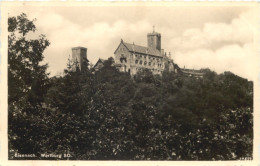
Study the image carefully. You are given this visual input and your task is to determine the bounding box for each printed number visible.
[240,157,252,160]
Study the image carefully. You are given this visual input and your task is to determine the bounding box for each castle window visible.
[144,61,147,65]
[149,62,151,66]
[135,60,138,64]
[120,57,127,63]
[140,61,142,65]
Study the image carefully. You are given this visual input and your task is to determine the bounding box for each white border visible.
[0,2,259,166]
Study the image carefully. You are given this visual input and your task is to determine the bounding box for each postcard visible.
[0,2,259,166]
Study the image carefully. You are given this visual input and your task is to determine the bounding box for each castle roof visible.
[147,31,161,36]
[72,46,87,50]
[93,58,106,68]
[98,58,106,63]
[122,41,162,57]
[181,68,205,76]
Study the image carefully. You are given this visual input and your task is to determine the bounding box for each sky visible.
[7,3,259,80]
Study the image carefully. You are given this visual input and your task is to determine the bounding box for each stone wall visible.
[114,43,132,73]
[114,43,174,76]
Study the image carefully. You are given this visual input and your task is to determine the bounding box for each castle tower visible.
[147,26,161,51]
[71,47,88,71]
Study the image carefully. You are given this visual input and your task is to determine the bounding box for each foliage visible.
[8,13,50,158]
[8,14,253,160]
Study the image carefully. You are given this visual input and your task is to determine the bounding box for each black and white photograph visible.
[1,2,259,164]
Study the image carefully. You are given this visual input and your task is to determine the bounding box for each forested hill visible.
[10,57,253,160]
[8,14,253,160]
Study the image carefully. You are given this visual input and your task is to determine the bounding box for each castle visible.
[113,29,176,75]
[71,29,204,78]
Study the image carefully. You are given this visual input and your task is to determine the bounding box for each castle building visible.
[72,29,205,78]
[93,58,106,71]
[71,47,88,71]
[181,68,205,78]
[114,29,176,75]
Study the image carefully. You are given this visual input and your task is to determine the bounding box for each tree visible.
[8,13,50,107]
[8,13,50,157]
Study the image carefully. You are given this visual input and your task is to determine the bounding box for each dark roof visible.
[122,42,162,57]
[99,58,106,63]
[181,68,205,76]
[93,58,106,68]
[174,64,181,70]
[72,46,87,50]
[147,31,161,36]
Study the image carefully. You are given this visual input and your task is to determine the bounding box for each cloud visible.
[8,6,257,80]
[33,12,154,76]
[170,10,258,80]
[170,9,257,50]
[174,43,257,80]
